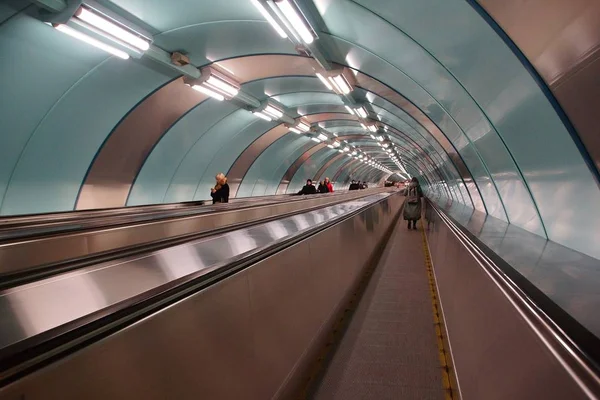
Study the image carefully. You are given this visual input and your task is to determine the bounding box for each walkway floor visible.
[311,220,444,400]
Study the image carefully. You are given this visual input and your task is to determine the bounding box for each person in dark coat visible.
[362,181,368,189]
[210,173,230,204]
[297,179,317,195]
[403,177,423,229]
[349,180,359,190]
[317,180,329,193]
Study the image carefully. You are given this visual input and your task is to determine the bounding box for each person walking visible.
[210,173,230,204]
[403,177,423,230]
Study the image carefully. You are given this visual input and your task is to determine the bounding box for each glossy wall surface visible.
[0,0,599,259]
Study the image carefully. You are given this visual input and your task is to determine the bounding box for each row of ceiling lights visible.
[250,0,398,176]
[48,0,400,176]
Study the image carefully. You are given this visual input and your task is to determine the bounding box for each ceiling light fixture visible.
[273,0,314,44]
[360,123,367,130]
[263,104,283,119]
[317,133,328,141]
[343,147,350,152]
[332,141,340,148]
[344,105,355,115]
[192,68,241,100]
[327,74,352,94]
[205,76,239,97]
[367,125,377,132]
[311,137,321,143]
[315,72,333,90]
[253,111,272,121]
[296,121,311,132]
[327,144,334,149]
[289,127,302,134]
[54,24,130,59]
[74,7,151,51]
[250,0,287,38]
[190,84,225,101]
[355,107,368,118]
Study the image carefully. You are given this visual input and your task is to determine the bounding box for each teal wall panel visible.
[191,116,279,201]
[0,13,171,215]
[287,147,335,194]
[128,101,239,206]
[237,133,302,197]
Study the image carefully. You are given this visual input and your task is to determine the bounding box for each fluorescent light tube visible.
[327,76,342,93]
[289,127,302,134]
[332,141,340,147]
[316,73,333,90]
[370,134,376,139]
[253,111,272,121]
[205,76,239,97]
[251,0,287,38]
[360,123,367,130]
[264,104,283,118]
[355,107,367,118]
[351,151,357,156]
[54,24,130,59]
[275,0,314,44]
[191,84,225,101]
[332,74,351,94]
[368,125,377,132]
[317,133,328,141]
[344,105,355,115]
[327,144,334,149]
[338,149,344,153]
[343,147,350,152]
[76,7,150,51]
[296,121,310,132]
[311,137,321,143]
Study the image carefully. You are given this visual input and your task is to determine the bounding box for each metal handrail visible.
[427,199,600,399]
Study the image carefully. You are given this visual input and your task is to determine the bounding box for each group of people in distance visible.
[209,172,423,231]
[297,177,334,195]
[348,180,368,190]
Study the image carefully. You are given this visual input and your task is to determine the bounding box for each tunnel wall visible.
[0,0,599,259]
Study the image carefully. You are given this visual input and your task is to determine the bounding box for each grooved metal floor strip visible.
[311,221,444,400]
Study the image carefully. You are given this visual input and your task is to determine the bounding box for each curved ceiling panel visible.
[287,146,336,193]
[319,33,510,222]
[241,77,329,100]
[108,0,259,32]
[318,0,600,250]
[236,133,312,198]
[153,22,297,66]
[0,13,171,215]
[127,100,238,206]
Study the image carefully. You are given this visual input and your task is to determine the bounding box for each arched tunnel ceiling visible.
[1,0,600,259]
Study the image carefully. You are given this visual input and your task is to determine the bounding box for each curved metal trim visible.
[314,153,345,182]
[465,0,600,189]
[76,77,207,210]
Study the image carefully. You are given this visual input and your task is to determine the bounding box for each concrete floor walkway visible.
[311,220,444,399]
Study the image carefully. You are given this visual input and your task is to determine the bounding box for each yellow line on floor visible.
[420,220,456,400]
